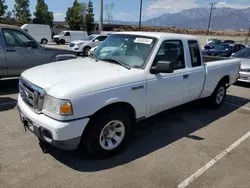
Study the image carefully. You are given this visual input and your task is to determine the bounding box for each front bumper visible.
[69,46,82,52]
[17,94,90,150]
[238,72,250,83]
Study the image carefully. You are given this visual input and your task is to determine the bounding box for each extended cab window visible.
[154,40,185,70]
[3,29,31,47]
[188,40,201,67]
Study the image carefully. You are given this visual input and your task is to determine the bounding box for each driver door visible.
[146,40,192,117]
[3,28,46,76]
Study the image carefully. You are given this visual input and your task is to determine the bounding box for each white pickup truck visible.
[17,32,240,157]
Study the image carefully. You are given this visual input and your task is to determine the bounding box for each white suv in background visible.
[69,34,108,56]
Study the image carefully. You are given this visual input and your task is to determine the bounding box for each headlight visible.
[43,95,73,116]
[77,43,84,46]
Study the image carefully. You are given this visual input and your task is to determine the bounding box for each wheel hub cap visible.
[99,120,125,151]
[216,86,225,104]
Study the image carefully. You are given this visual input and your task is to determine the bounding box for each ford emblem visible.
[21,90,29,98]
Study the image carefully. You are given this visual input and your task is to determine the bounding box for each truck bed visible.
[203,55,229,63]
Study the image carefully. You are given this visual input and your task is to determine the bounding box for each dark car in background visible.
[202,43,245,57]
[204,39,235,50]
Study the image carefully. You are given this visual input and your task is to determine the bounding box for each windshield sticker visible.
[134,38,153,45]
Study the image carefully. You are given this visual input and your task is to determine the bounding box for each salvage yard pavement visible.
[0,79,250,188]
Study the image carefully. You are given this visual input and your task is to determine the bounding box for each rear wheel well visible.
[220,75,230,85]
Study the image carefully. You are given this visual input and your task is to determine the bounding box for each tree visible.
[0,0,8,18]
[85,0,94,32]
[65,0,81,30]
[33,0,53,26]
[13,0,31,24]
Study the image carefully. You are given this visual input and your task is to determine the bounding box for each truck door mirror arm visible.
[150,61,174,74]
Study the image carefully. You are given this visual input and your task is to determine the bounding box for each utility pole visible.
[207,2,217,35]
[139,0,143,31]
[245,28,250,46]
[99,0,103,32]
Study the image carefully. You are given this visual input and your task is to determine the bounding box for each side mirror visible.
[94,39,99,42]
[25,40,38,48]
[150,61,174,74]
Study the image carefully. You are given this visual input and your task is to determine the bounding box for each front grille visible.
[69,43,75,47]
[19,77,46,112]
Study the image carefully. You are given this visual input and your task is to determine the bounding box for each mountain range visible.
[112,8,250,31]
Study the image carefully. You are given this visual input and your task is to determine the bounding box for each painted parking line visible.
[0,101,17,107]
[224,102,250,111]
[178,130,250,188]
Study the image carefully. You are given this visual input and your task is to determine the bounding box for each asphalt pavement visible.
[0,78,250,188]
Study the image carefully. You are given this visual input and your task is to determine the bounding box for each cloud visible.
[145,0,198,16]
[114,12,134,21]
[53,12,65,21]
[216,2,250,9]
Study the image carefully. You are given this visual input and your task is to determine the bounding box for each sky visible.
[5,0,250,22]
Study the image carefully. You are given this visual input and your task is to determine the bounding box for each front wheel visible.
[41,38,48,44]
[60,39,66,45]
[208,81,227,109]
[83,110,131,157]
[84,47,91,56]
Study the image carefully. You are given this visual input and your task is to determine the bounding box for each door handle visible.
[183,74,189,79]
[6,49,16,52]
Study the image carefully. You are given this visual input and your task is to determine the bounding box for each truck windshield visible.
[58,31,65,36]
[82,35,96,41]
[94,34,156,68]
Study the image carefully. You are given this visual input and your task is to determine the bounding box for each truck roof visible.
[113,31,198,40]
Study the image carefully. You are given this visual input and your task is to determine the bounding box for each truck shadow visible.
[0,78,19,95]
[0,78,19,111]
[0,97,17,112]
[234,82,250,88]
[44,94,250,172]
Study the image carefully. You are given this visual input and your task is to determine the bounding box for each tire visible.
[83,110,131,157]
[84,47,91,56]
[41,38,48,44]
[208,81,227,109]
[56,41,60,44]
[60,39,65,45]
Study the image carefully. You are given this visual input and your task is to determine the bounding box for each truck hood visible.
[53,35,61,38]
[71,40,88,44]
[21,58,145,98]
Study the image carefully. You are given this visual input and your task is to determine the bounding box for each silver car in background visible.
[0,24,77,79]
[232,47,250,83]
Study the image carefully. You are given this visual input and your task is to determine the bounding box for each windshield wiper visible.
[101,58,131,70]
